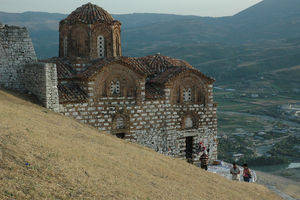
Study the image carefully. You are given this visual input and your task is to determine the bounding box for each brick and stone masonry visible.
[0,3,218,165]
[0,23,37,91]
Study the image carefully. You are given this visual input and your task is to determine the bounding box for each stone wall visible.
[0,24,37,91]
[59,82,218,164]
[24,62,59,112]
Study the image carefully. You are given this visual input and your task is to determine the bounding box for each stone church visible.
[0,3,218,164]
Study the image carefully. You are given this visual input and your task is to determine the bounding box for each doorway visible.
[116,133,125,139]
[185,136,193,163]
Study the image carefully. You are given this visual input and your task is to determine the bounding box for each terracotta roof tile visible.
[118,57,152,75]
[76,57,118,79]
[77,57,150,79]
[58,82,88,103]
[40,57,75,80]
[145,83,165,100]
[137,54,193,74]
[61,3,118,25]
[150,66,187,84]
[40,54,214,103]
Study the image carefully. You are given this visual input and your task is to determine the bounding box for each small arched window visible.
[184,117,193,129]
[110,81,120,95]
[116,34,120,56]
[63,37,68,57]
[97,35,105,58]
[183,88,192,102]
[116,117,125,129]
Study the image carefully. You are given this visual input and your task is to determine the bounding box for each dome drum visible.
[59,3,122,60]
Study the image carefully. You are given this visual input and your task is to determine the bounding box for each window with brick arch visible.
[116,34,120,56]
[197,90,206,105]
[183,88,192,102]
[97,35,105,58]
[110,80,120,95]
[63,37,68,57]
[116,117,125,129]
[184,117,193,129]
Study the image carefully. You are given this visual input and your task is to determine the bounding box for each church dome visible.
[63,3,115,24]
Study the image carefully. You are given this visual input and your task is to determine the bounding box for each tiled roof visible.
[145,83,165,100]
[149,66,187,84]
[61,3,117,25]
[40,54,214,103]
[40,57,75,80]
[137,54,193,74]
[77,57,151,79]
[119,57,152,75]
[58,82,88,103]
[77,57,116,79]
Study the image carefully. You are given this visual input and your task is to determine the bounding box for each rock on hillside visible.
[0,89,282,200]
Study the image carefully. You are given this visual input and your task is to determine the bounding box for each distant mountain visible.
[0,11,66,58]
[229,0,300,42]
[1,0,300,94]
[1,0,300,58]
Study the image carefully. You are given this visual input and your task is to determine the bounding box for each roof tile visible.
[61,3,118,25]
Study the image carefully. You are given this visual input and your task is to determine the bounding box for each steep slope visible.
[0,89,282,200]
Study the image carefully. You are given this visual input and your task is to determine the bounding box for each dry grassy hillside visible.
[0,90,282,200]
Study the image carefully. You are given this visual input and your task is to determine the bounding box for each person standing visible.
[242,164,252,182]
[230,163,240,181]
[200,151,209,170]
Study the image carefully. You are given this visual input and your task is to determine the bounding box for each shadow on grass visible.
[0,88,42,107]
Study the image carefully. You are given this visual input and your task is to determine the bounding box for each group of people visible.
[230,163,252,182]
[198,144,252,182]
[199,152,252,182]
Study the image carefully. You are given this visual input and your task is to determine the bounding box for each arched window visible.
[184,117,193,129]
[183,88,192,102]
[116,35,120,56]
[197,90,206,105]
[63,37,68,57]
[112,114,128,130]
[116,117,125,129]
[110,81,120,95]
[177,87,181,103]
[97,35,105,58]
[112,115,127,139]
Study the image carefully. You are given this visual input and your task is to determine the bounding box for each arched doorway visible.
[112,114,128,139]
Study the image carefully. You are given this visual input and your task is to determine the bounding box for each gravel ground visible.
[254,171,299,200]
[206,161,300,200]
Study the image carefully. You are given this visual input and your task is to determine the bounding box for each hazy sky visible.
[0,0,262,17]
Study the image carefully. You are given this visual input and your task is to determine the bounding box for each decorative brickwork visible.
[51,53,218,163]
[0,3,218,164]
[59,3,121,60]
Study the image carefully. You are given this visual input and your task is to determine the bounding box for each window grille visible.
[183,88,192,102]
[98,35,105,58]
[111,81,120,94]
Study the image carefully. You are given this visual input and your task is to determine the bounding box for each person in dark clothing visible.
[200,151,209,170]
[242,163,252,182]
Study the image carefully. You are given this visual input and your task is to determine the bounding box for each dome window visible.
[63,37,68,57]
[98,35,105,58]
